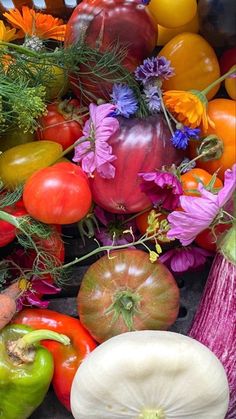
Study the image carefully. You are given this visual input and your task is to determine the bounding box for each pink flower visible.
[167,164,236,245]
[73,103,119,178]
[159,246,213,273]
[139,170,183,210]
[16,278,61,311]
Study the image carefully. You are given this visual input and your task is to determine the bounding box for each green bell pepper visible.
[0,323,70,419]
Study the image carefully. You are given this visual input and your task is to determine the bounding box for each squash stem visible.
[219,223,236,265]
[139,408,165,419]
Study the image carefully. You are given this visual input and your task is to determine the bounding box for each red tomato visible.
[0,206,27,247]
[219,47,236,75]
[37,100,84,150]
[180,168,223,196]
[23,162,92,224]
[77,249,179,343]
[195,223,231,252]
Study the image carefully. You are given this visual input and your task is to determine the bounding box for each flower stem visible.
[158,88,174,135]
[201,66,236,95]
[61,233,158,270]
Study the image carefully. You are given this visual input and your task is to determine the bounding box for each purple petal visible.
[217,164,236,207]
[32,279,61,294]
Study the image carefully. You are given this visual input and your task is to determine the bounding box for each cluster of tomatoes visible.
[0,0,235,258]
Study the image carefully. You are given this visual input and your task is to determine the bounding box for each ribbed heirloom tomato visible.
[23,162,92,224]
[77,249,180,343]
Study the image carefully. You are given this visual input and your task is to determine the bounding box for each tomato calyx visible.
[57,99,87,125]
[105,289,141,331]
[196,135,224,162]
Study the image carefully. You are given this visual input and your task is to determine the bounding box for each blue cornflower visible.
[135,56,174,85]
[143,84,161,113]
[111,83,138,118]
[171,126,200,150]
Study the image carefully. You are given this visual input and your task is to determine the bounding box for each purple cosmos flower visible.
[159,246,213,273]
[135,56,174,85]
[143,84,161,113]
[111,84,138,118]
[167,164,236,245]
[171,126,200,150]
[16,278,61,311]
[139,170,183,211]
[94,206,137,246]
[73,103,119,179]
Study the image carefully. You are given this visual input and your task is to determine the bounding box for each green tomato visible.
[0,130,35,152]
[0,141,63,189]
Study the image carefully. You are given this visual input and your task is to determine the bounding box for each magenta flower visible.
[159,246,213,273]
[167,164,236,245]
[73,103,119,179]
[16,278,61,311]
[94,206,137,246]
[139,170,183,210]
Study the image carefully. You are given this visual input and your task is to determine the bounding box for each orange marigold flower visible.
[163,90,214,133]
[0,19,21,42]
[3,6,66,41]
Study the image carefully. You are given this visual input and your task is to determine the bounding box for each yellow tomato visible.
[45,64,69,101]
[159,33,220,100]
[148,0,197,28]
[225,76,236,100]
[0,141,63,189]
[157,13,199,46]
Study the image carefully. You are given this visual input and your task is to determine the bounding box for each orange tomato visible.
[159,33,220,100]
[180,168,223,196]
[189,99,236,179]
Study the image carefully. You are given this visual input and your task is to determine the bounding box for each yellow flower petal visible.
[0,19,21,42]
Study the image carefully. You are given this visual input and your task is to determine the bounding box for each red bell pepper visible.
[13,308,97,411]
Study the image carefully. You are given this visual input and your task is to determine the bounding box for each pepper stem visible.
[139,408,166,419]
[201,65,236,95]
[16,329,70,350]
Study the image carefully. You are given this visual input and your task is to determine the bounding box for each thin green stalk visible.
[61,232,159,270]
[201,65,236,95]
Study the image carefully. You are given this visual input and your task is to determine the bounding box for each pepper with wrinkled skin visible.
[0,324,70,419]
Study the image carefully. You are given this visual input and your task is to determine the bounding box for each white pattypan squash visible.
[71,330,229,419]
